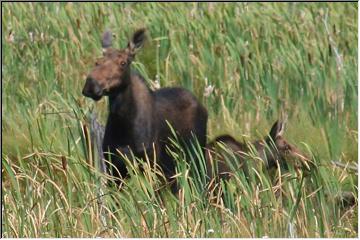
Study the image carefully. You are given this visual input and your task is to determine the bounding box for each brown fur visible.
[205,121,311,181]
[82,29,208,191]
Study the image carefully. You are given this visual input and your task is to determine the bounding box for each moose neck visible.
[107,72,153,124]
[253,139,278,169]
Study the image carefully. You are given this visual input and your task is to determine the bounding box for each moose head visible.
[82,29,146,101]
[261,120,311,170]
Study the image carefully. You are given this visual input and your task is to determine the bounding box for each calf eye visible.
[120,61,126,66]
[284,145,291,153]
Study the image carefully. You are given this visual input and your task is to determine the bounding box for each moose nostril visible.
[86,76,94,84]
[86,76,101,90]
[82,76,103,101]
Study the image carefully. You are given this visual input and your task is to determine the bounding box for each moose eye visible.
[284,145,291,153]
[120,61,126,66]
[95,59,102,66]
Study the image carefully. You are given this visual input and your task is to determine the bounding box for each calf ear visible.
[269,120,285,140]
[127,28,146,52]
[102,30,112,50]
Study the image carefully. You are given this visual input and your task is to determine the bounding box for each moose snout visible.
[82,76,103,101]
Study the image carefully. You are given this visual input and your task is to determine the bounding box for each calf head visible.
[82,29,146,101]
[260,121,311,171]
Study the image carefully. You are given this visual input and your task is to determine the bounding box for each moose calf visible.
[206,122,358,209]
[82,29,208,191]
[205,120,311,182]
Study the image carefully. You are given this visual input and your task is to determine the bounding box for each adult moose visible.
[82,29,208,191]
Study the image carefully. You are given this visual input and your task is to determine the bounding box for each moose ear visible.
[102,30,112,50]
[127,28,146,52]
[269,120,285,140]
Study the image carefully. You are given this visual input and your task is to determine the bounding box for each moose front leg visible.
[103,146,132,184]
[107,144,153,173]
[103,143,157,188]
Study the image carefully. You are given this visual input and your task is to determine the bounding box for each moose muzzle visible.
[82,76,103,101]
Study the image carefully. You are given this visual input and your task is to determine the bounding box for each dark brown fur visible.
[205,121,311,181]
[206,122,358,209]
[82,29,208,190]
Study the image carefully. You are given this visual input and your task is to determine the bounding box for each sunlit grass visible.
[2,2,357,237]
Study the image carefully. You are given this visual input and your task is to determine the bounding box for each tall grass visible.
[2,2,357,237]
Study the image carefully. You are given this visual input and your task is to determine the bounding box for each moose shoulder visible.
[82,29,208,189]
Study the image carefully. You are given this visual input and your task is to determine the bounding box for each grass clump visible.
[2,2,357,237]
